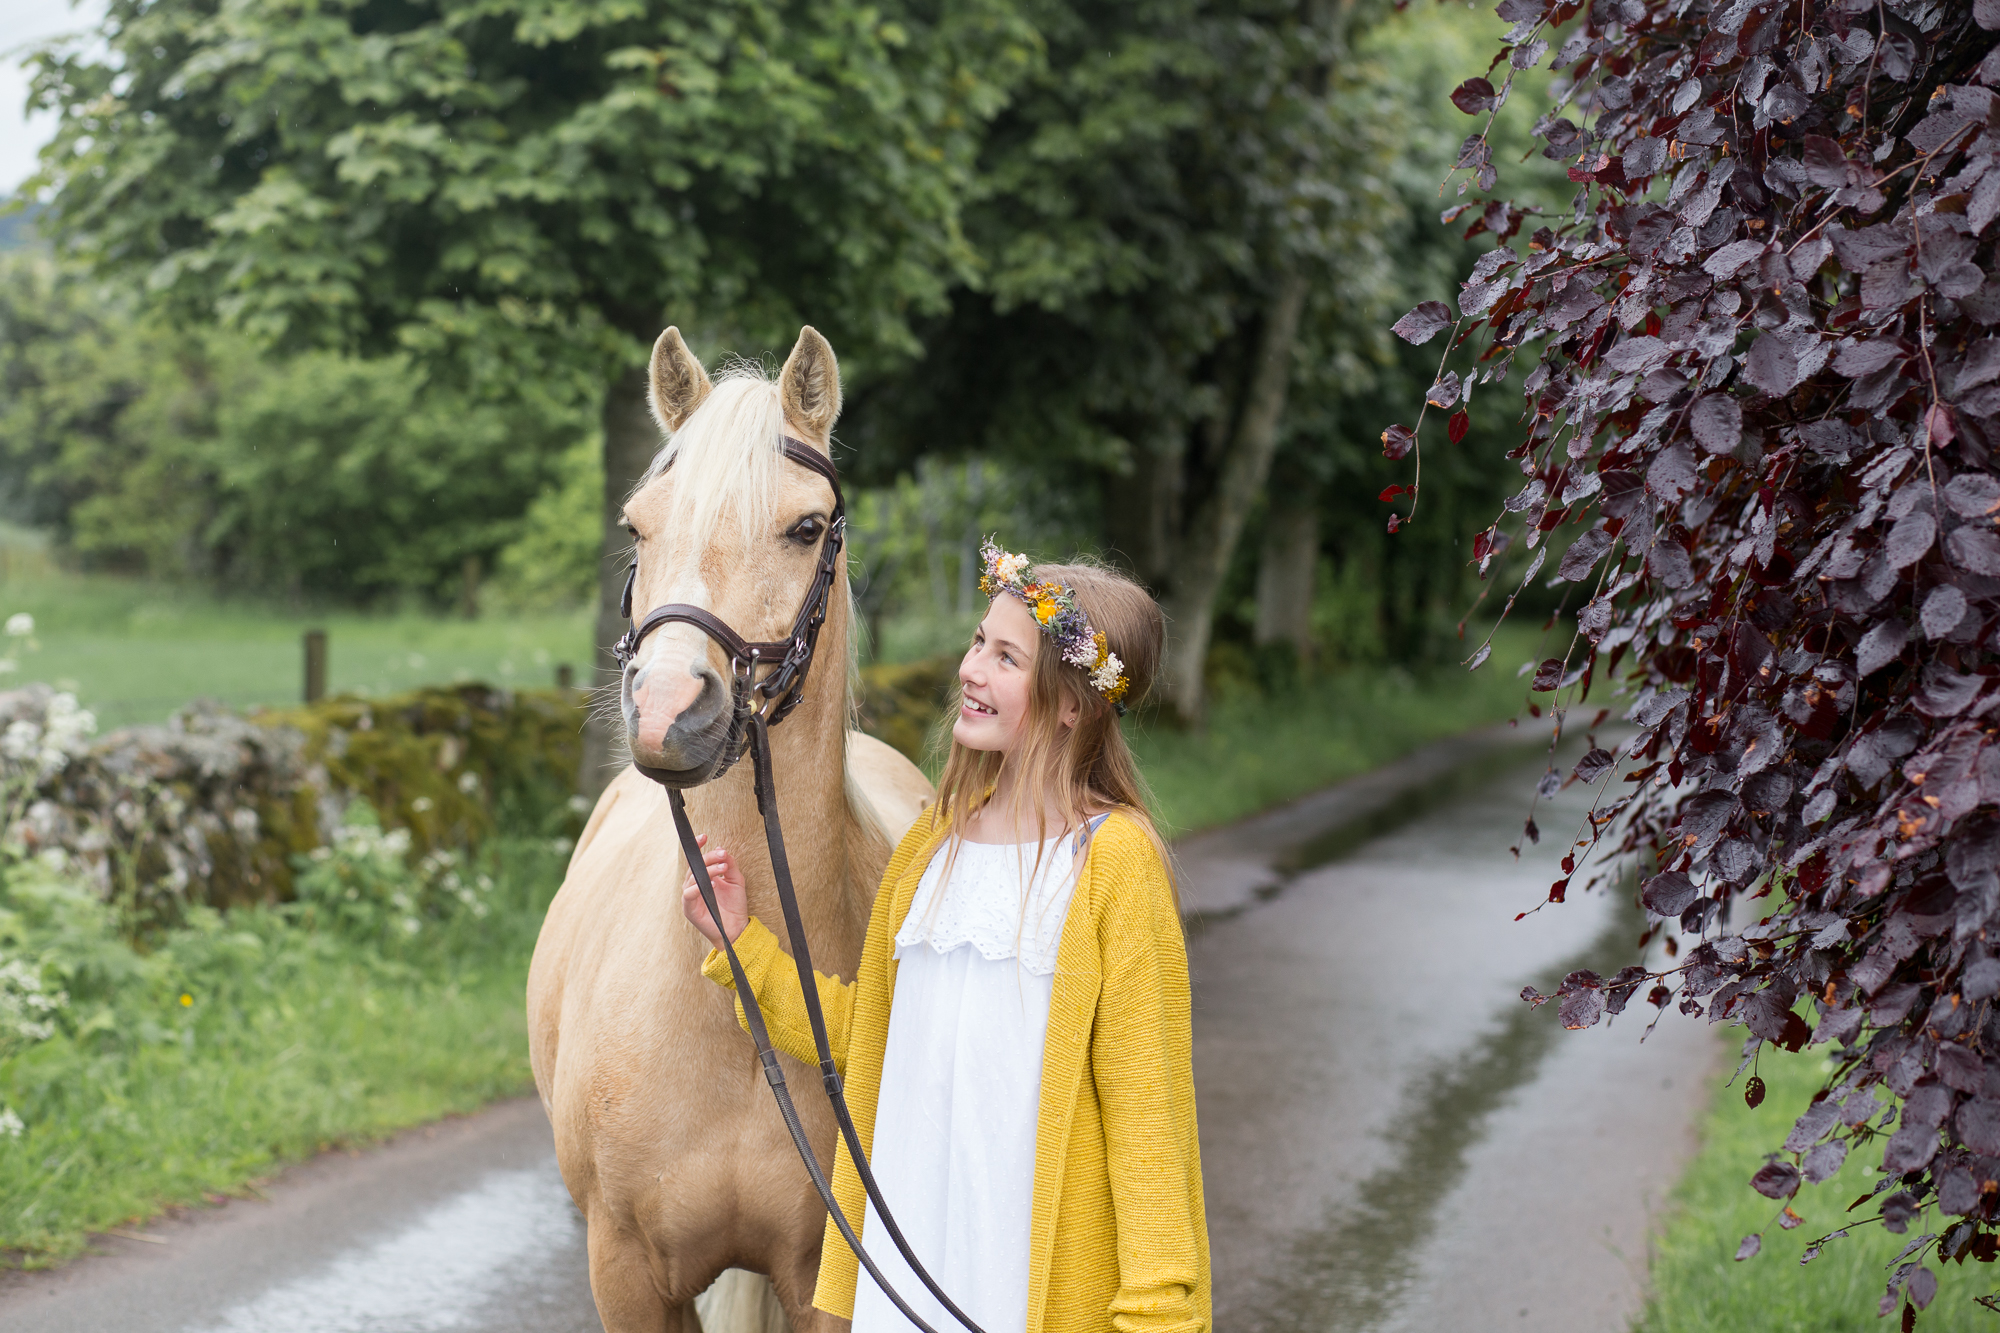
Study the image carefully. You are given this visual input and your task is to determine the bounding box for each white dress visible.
[848,828,1096,1333]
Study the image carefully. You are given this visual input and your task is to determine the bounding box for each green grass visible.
[0,837,567,1264]
[1639,1034,2000,1332]
[1132,623,1545,836]
[0,536,590,729]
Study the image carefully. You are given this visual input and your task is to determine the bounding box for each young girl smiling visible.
[682,543,1209,1333]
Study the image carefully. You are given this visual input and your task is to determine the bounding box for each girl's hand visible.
[681,835,748,949]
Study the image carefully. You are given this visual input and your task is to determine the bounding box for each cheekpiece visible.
[977,539,1131,713]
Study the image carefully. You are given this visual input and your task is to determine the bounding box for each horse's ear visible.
[779,326,841,445]
[648,327,713,433]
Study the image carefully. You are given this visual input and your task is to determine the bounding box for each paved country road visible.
[0,733,1719,1333]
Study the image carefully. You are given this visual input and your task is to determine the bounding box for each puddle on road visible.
[1236,889,1645,1333]
[192,1161,585,1333]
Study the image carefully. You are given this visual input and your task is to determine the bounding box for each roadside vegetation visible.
[0,822,567,1264]
[1641,1040,2000,1333]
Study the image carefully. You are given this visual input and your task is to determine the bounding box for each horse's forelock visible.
[637,366,786,556]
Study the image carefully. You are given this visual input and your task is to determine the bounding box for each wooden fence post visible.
[304,630,328,703]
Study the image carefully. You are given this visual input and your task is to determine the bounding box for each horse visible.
[528,326,935,1333]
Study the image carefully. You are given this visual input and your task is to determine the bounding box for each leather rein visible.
[614,436,988,1333]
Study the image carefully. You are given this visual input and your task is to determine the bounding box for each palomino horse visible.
[528,327,934,1332]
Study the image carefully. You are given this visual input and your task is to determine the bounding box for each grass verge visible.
[1639,1033,2000,1332]
[1133,624,1543,835]
[0,834,567,1265]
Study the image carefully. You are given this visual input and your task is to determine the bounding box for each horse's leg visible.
[768,1248,844,1333]
[586,1215,696,1333]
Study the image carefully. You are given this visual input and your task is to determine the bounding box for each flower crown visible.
[977,540,1131,713]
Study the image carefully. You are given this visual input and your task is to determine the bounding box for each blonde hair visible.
[926,558,1175,904]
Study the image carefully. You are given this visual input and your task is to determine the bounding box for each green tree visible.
[840,0,1406,719]
[28,0,1036,775]
[0,253,579,602]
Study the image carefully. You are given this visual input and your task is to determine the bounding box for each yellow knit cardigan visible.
[700,810,1210,1333]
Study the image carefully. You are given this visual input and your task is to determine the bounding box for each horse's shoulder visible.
[843,730,933,844]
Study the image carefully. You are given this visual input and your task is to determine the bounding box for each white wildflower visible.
[1090,652,1125,696]
[4,614,32,638]
[410,796,434,814]
[400,916,421,936]
[229,807,259,839]
[0,1108,22,1139]
[1,720,41,762]
[456,771,480,795]
[567,794,591,815]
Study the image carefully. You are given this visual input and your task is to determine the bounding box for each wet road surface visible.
[0,735,1718,1333]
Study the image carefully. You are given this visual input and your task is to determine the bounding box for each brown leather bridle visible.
[615,434,987,1333]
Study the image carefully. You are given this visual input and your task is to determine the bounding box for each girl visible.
[682,542,1210,1333]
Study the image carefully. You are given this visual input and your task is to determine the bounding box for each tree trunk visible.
[1254,489,1319,663]
[579,365,660,798]
[1102,433,1181,588]
[1158,270,1308,723]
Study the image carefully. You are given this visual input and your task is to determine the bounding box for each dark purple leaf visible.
[1690,393,1743,454]
[1531,657,1565,691]
[1883,1189,1920,1233]
[1734,1233,1762,1261]
[1381,424,1416,460]
[1833,338,1908,377]
[1857,619,1910,676]
[1752,1160,1801,1199]
[1392,300,1453,345]
[1647,441,1697,500]
[1948,527,2000,575]
[1427,372,1462,409]
[1886,511,1936,569]
[1556,528,1613,582]
[1921,584,1967,639]
[1572,747,1616,785]
[1451,77,1497,114]
[1960,1099,2000,1155]
[1945,472,2000,517]
[1745,333,1802,395]
[1642,871,1698,916]
[1704,239,1765,279]
[1909,1267,1938,1311]
[1804,1139,1850,1182]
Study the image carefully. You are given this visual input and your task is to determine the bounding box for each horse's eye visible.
[788,517,824,545]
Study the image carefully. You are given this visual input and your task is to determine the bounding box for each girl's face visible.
[955,595,1042,754]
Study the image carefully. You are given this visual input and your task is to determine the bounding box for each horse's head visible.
[618,325,846,784]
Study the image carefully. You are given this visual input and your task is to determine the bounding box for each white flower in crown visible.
[1062,637,1098,669]
[1090,653,1125,695]
[996,552,1031,584]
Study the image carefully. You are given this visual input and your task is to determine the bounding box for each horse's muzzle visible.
[625,662,744,787]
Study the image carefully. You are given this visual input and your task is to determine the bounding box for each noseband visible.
[617,433,989,1333]
[612,436,846,787]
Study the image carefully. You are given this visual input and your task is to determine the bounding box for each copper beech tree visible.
[1385,0,2000,1320]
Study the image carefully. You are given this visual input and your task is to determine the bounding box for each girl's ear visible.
[1060,696,1080,729]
